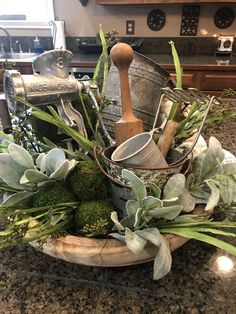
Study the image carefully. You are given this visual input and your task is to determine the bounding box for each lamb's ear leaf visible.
[21,169,49,184]
[153,235,172,280]
[149,205,183,220]
[125,228,147,254]
[0,154,25,190]
[109,232,125,242]
[50,160,70,180]
[163,174,185,198]
[222,163,236,175]
[36,153,46,172]
[205,180,220,211]
[136,228,161,246]
[8,143,34,169]
[148,183,161,199]
[143,196,162,211]
[216,175,236,205]
[1,140,11,153]
[1,191,37,207]
[110,211,125,231]
[126,199,139,218]
[178,189,196,213]
[45,148,66,175]
[122,169,147,202]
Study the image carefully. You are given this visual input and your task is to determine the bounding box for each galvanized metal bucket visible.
[103,51,173,138]
[94,146,187,217]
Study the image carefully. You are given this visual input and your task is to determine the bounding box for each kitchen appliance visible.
[216,35,235,55]
[3,49,87,137]
[2,49,114,145]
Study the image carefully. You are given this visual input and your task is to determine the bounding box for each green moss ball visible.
[32,182,77,208]
[73,200,114,237]
[67,160,109,201]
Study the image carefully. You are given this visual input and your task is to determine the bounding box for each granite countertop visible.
[0,100,236,313]
[5,52,236,69]
[70,52,236,68]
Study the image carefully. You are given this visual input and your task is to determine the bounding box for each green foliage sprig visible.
[0,201,79,249]
[110,136,236,279]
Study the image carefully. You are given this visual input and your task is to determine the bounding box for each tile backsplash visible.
[2,36,235,56]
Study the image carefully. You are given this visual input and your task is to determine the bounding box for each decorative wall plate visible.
[147,9,166,31]
[180,5,200,36]
[214,7,235,29]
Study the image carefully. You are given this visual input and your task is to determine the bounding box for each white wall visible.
[54,0,236,37]
[1,0,236,38]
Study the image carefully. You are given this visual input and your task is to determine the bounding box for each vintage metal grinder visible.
[2,49,90,137]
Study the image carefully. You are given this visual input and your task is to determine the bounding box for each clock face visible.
[147,9,166,31]
[214,7,235,29]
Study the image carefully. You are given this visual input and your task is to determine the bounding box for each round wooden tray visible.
[31,233,189,267]
[30,137,212,267]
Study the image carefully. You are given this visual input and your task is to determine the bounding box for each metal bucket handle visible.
[94,146,128,188]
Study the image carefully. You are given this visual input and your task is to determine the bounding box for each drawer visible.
[201,72,236,91]
[170,72,198,89]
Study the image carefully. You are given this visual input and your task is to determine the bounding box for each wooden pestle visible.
[157,120,178,158]
[110,43,144,146]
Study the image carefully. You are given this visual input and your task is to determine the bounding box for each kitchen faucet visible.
[0,26,14,54]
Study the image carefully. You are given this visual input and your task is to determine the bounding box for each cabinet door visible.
[170,72,200,89]
[200,72,236,92]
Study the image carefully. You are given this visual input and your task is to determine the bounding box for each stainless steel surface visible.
[103,51,173,137]
[0,26,14,54]
[161,87,222,106]
[3,49,87,137]
[160,87,221,165]
[3,49,113,143]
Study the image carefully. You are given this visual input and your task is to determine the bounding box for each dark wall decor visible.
[214,7,235,29]
[147,9,166,31]
[79,0,88,6]
[180,5,200,36]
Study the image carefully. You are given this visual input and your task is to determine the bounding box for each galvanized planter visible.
[103,51,173,138]
[98,146,187,215]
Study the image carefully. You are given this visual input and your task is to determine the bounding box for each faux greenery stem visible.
[14,97,95,156]
[159,228,236,256]
[92,24,109,96]
[167,41,183,121]
[0,202,80,216]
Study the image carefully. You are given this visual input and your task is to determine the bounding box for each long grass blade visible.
[160,228,236,256]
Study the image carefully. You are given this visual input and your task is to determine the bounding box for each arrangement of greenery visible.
[110,137,236,279]
[0,27,235,280]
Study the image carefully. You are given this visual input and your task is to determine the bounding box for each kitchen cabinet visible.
[96,0,236,4]
[165,66,236,97]
[1,59,235,98]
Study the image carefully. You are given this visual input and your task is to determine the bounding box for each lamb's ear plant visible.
[110,152,236,280]
[0,143,77,207]
[110,169,185,280]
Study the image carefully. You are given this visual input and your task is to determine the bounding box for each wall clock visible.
[214,7,235,29]
[147,9,166,31]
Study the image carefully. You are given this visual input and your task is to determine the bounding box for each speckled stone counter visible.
[0,101,236,313]
[71,52,236,67]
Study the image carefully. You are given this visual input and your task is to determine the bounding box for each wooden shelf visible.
[97,0,236,4]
